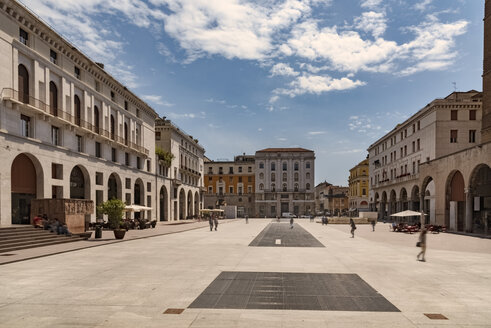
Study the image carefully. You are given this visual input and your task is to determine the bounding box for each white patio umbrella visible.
[390,210,427,217]
[124,205,153,212]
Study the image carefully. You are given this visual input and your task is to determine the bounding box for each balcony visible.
[1,88,149,156]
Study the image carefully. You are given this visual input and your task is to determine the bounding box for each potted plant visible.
[97,199,126,239]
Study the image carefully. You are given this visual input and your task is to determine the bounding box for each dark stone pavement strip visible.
[189,271,400,312]
[248,223,325,247]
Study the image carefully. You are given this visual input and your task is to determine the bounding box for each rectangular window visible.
[259,163,264,169]
[76,135,83,152]
[417,121,421,130]
[51,163,63,179]
[125,152,129,166]
[136,108,141,118]
[111,91,115,102]
[95,81,101,92]
[126,178,131,189]
[412,124,415,133]
[417,139,420,151]
[248,176,252,182]
[238,186,243,194]
[147,160,151,172]
[451,110,458,120]
[124,100,128,110]
[412,141,415,153]
[229,186,233,194]
[21,114,30,137]
[469,130,476,143]
[404,145,407,156]
[137,157,141,169]
[19,28,28,45]
[283,162,287,171]
[469,110,476,120]
[50,50,57,65]
[238,166,242,173]
[111,148,117,162]
[450,130,458,143]
[239,177,243,183]
[147,182,151,192]
[125,193,131,205]
[404,129,407,138]
[156,131,161,140]
[306,162,310,169]
[248,186,252,193]
[229,167,234,174]
[74,66,81,79]
[96,172,103,185]
[51,126,60,145]
[417,160,421,172]
[95,142,101,158]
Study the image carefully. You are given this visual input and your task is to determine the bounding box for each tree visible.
[97,199,125,230]
[155,146,174,168]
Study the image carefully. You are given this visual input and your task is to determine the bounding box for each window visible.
[451,110,458,120]
[238,166,242,173]
[74,95,81,126]
[259,172,264,179]
[125,178,131,189]
[239,177,243,183]
[417,121,420,130]
[282,172,287,182]
[208,186,213,193]
[259,162,264,169]
[19,28,28,45]
[95,81,101,92]
[282,184,287,192]
[294,183,299,192]
[412,124,415,133]
[362,188,366,196]
[74,66,81,79]
[469,110,476,120]
[450,130,458,143]
[111,91,115,102]
[51,126,60,145]
[147,182,151,192]
[136,108,141,118]
[306,162,310,169]
[404,145,407,156]
[248,186,252,193]
[294,172,299,181]
[229,167,234,174]
[271,183,276,191]
[76,135,83,152]
[110,115,115,140]
[124,100,128,110]
[306,172,310,179]
[404,129,407,138]
[306,183,310,190]
[94,106,100,134]
[469,130,476,143]
[271,173,275,181]
[412,141,415,153]
[125,152,129,166]
[282,162,287,171]
[294,162,299,171]
[21,114,30,137]
[96,172,103,185]
[259,183,264,190]
[412,161,416,174]
[50,50,57,65]
[271,162,276,171]
[112,148,117,162]
[95,142,101,158]
[51,163,63,179]
[137,157,141,169]
[417,139,420,151]
[248,176,252,182]
[248,166,252,172]
[147,160,151,172]
[229,186,234,194]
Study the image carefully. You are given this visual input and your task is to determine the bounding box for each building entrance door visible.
[281,202,289,213]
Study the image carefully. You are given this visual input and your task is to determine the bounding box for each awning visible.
[390,210,427,217]
[124,205,153,212]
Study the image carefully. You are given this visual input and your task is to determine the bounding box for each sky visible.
[21,0,483,186]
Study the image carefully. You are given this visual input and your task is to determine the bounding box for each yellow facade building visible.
[348,159,369,214]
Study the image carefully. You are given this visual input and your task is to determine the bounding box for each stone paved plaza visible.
[1,219,491,327]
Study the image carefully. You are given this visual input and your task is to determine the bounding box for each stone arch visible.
[18,64,29,103]
[70,165,90,199]
[380,191,388,220]
[179,188,186,220]
[421,176,434,225]
[159,185,168,221]
[468,164,491,234]
[411,185,420,211]
[389,189,397,217]
[373,192,380,212]
[187,190,193,218]
[107,173,122,200]
[134,178,144,205]
[11,153,44,224]
[49,81,58,116]
[400,187,408,211]
[445,170,466,231]
[194,191,199,216]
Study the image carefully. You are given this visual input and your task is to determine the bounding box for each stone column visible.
[465,188,473,233]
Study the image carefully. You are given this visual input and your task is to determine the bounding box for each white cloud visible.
[277,137,287,142]
[360,0,383,9]
[205,98,226,104]
[348,115,382,137]
[270,63,299,77]
[414,0,433,12]
[105,62,140,89]
[308,131,326,135]
[141,95,174,107]
[354,11,387,38]
[167,112,204,119]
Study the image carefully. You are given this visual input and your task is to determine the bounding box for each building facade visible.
[315,182,349,216]
[0,0,160,226]
[155,118,205,221]
[368,91,483,224]
[348,158,369,214]
[204,154,255,217]
[255,148,315,217]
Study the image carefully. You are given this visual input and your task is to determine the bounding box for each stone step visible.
[0,237,85,253]
[0,233,62,245]
[0,229,53,238]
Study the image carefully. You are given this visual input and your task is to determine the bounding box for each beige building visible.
[315,182,349,216]
[155,118,205,221]
[0,0,161,225]
[368,91,482,224]
[204,154,255,217]
[348,158,369,214]
[255,148,315,217]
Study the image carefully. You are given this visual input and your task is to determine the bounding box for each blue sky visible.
[23,0,482,185]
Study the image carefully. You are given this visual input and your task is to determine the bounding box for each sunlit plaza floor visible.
[1,219,490,327]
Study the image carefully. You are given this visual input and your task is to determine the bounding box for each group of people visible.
[33,214,71,236]
[208,215,219,231]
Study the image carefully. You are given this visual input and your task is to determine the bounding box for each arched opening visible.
[282,183,287,192]
[187,190,193,218]
[110,114,115,140]
[271,183,276,192]
[18,64,29,104]
[446,170,466,232]
[94,106,100,134]
[194,191,199,216]
[411,185,420,211]
[381,191,387,221]
[11,153,42,224]
[469,164,491,235]
[159,186,168,221]
[179,189,186,220]
[373,192,379,213]
[69,165,88,199]
[389,190,397,219]
[400,188,408,211]
[74,95,81,126]
[421,176,435,225]
[107,173,121,200]
[134,179,144,220]
[49,81,58,116]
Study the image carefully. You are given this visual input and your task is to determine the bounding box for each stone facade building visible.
[315,182,349,216]
[255,148,315,217]
[204,154,255,217]
[348,158,369,215]
[0,0,160,226]
[368,91,483,224]
[155,118,205,221]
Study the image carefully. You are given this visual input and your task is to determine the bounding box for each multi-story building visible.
[315,182,349,216]
[155,118,205,221]
[368,90,483,223]
[204,154,255,217]
[255,148,315,217]
[0,0,159,226]
[348,158,369,215]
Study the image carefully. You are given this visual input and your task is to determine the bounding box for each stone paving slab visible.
[249,222,324,247]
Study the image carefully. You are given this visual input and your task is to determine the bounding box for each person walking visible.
[290,217,294,229]
[371,219,376,231]
[208,215,213,231]
[213,216,219,231]
[245,215,249,224]
[417,228,427,262]
[350,218,356,238]
[321,215,326,225]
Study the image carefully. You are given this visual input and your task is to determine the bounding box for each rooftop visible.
[256,147,314,153]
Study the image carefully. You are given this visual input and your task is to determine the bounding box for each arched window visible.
[282,162,287,171]
[259,183,264,190]
[294,162,299,171]
[306,183,311,190]
[110,115,115,140]
[306,172,310,179]
[124,122,128,145]
[259,162,264,169]
[294,183,299,192]
[74,95,81,126]
[259,173,264,179]
[18,64,29,104]
[282,183,287,192]
[282,172,287,182]
[271,162,276,171]
[49,81,58,116]
[271,173,275,181]
[294,172,299,181]
[271,183,275,192]
[94,106,100,134]
[306,162,311,169]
